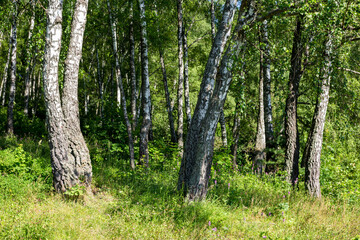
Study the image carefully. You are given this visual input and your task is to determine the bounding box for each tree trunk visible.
[96,47,103,118]
[62,0,92,186]
[7,4,17,135]
[159,48,177,143]
[183,26,192,130]
[138,0,152,167]
[254,31,266,174]
[43,0,77,192]
[108,0,136,170]
[177,0,239,195]
[177,0,185,154]
[210,0,227,148]
[24,1,35,117]
[285,15,304,185]
[303,33,333,198]
[129,0,137,132]
[260,19,275,169]
[0,28,12,106]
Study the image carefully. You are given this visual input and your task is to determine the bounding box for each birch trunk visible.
[177,0,239,194]
[43,0,77,192]
[108,0,136,170]
[260,20,275,169]
[303,33,333,198]
[138,0,152,166]
[254,28,266,174]
[7,4,17,135]
[210,0,227,148]
[177,0,185,154]
[285,15,304,185]
[160,48,177,143]
[0,29,11,106]
[183,26,192,129]
[62,0,92,186]
[24,1,35,117]
[129,1,137,131]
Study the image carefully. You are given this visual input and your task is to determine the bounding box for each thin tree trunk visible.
[254,27,266,174]
[159,48,177,143]
[129,0,137,132]
[285,15,304,185]
[108,0,136,170]
[177,0,239,195]
[177,0,185,154]
[43,0,77,192]
[138,0,152,167]
[96,47,103,118]
[183,26,192,129]
[260,19,275,169]
[7,4,17,135]
[219,111,228,147]
[62,0,92,186]
[303,33,333,198]
[24,1,35,117]
[0,28,12,106]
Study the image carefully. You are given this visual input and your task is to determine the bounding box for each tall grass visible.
[0,135,359,239]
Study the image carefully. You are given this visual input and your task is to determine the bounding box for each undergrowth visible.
[0,135,359,239]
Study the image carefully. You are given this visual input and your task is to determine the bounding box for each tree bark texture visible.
[138,0,152,167]
[183,26,192,129]
[0,28,12,106]
[178,0,258,201]
[177,0,238,192]
[285,15,304,185]
[254,34,266,174]
[260,20,274,152]
[108,0,136,170]
[43,0,77,192]
[7,5,17,135]
[177,0,185,154]
[210,0,228,148]
[24,1,35,117]
[303,33,333,198]
[129,1,137,132]
[62,0,92,185]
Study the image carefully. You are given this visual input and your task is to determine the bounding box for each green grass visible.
[0,136,360,239]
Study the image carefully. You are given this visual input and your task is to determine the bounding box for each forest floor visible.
[0,135,360,240]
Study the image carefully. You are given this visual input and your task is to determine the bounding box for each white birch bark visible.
[138,0,152,166]
[43,0,77,192]
[62,0,92,185]
[7,3,17,135]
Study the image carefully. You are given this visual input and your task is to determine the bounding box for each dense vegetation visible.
[0,0,360,238]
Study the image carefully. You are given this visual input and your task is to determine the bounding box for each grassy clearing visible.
[0,136,360,239]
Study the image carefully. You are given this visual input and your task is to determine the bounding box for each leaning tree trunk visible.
[210,0,228,148]
[7,4,17,135]
[303,33,333,198]
[177,0,239,195]
[62,0,92,186]
[108,0,136,170]
[177,0,185,154]
[43,0,77,192]
[138,0,152,167]
[260,19,275,170]
[285,15,304,185]
[0,28,12,106]
[254,33,266,174]
[24,1,35,117]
